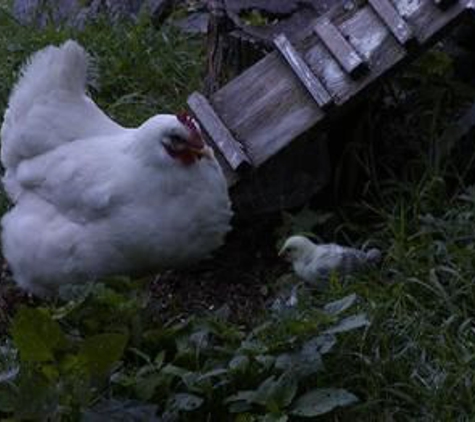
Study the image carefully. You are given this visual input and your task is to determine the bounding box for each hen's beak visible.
[189,145,214,160]
[278,247,286,258]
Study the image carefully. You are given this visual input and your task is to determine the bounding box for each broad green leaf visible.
[198,368,228,381]
[229,355,250,372]
[275,353,293,371]
[324,314,370,335]
[154,350,166,368]
[14,369,57,420]
[309,334,337,355]
[262,414,288,422]
[290,388,358,417]
[129,347,152,365]
[82,398,159,421]
[11,307,66,362]
[273,373,298,408]
[182,372,200,389]
[255,354,275,370]
[161,364,190,379]
[0,385,16,413]
[253,373,298,410]
[226,390,257,404]
[229,401,253,414]
[323,294,357,316]
[170,393,203,412]
[240,340,268,354]
[137,364,156,378]
[276,343,323,378]
[41,364,59,381]
[78,333,128,376]
[189,329,210,350]
[226,391,257,413]
[300,341,324,374]
[252,376,277,406]
[135,373,164,401]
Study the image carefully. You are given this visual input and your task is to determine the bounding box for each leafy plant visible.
[1,0,475,420]
[0,283,368,420]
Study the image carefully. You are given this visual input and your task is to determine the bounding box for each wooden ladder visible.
[187,0,473,185]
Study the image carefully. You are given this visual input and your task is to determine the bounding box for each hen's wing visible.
[13,135,133,223]
[1,40,125,172]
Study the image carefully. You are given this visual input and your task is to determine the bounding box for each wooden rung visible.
[368,0,415,46]
[273,33,333,109]
[433,0,457,9]
[187,92,251,170]
[313,17,368,79]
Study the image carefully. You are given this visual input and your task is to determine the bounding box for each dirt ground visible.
[149,214,287,323]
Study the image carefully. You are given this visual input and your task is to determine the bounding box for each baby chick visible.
[279,235,381,286]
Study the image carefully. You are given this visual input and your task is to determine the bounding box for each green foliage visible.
[313,178,475,420]
[0,1,475,420]
[1,284,366,420]
[4,288,133,419]
[78,333,128,376]
[82,399,159,421]
[290,388,358,417]
[11,307,66,362]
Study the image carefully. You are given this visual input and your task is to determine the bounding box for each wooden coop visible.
[187,0,475,212]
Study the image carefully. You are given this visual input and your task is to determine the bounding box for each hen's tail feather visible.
[7,40,91,122]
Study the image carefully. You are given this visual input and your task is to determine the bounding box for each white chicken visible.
[1,40,232,296]
[279,235,381,287]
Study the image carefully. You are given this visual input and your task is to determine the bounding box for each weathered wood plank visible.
[306,7,404,103]
[187,92,251,170]
[313,16,367,78]
[211,146,238,186]
[213,50,324,165]
[211,0,469,166]
[368,0,415,46]
[273,33,333,109]
[407,0,471,43]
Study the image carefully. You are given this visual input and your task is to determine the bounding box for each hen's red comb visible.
[177,112,204,148]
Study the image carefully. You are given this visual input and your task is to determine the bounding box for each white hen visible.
[1,40,232,296]
[279,236,381,287]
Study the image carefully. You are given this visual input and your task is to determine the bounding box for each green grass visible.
[0,2,205,126]
[1,2,475,420]
[319,181,475,420]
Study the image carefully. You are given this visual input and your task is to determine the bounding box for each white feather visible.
[1,40,123,199]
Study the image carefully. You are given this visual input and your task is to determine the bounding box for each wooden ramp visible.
[187,0,475,185]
